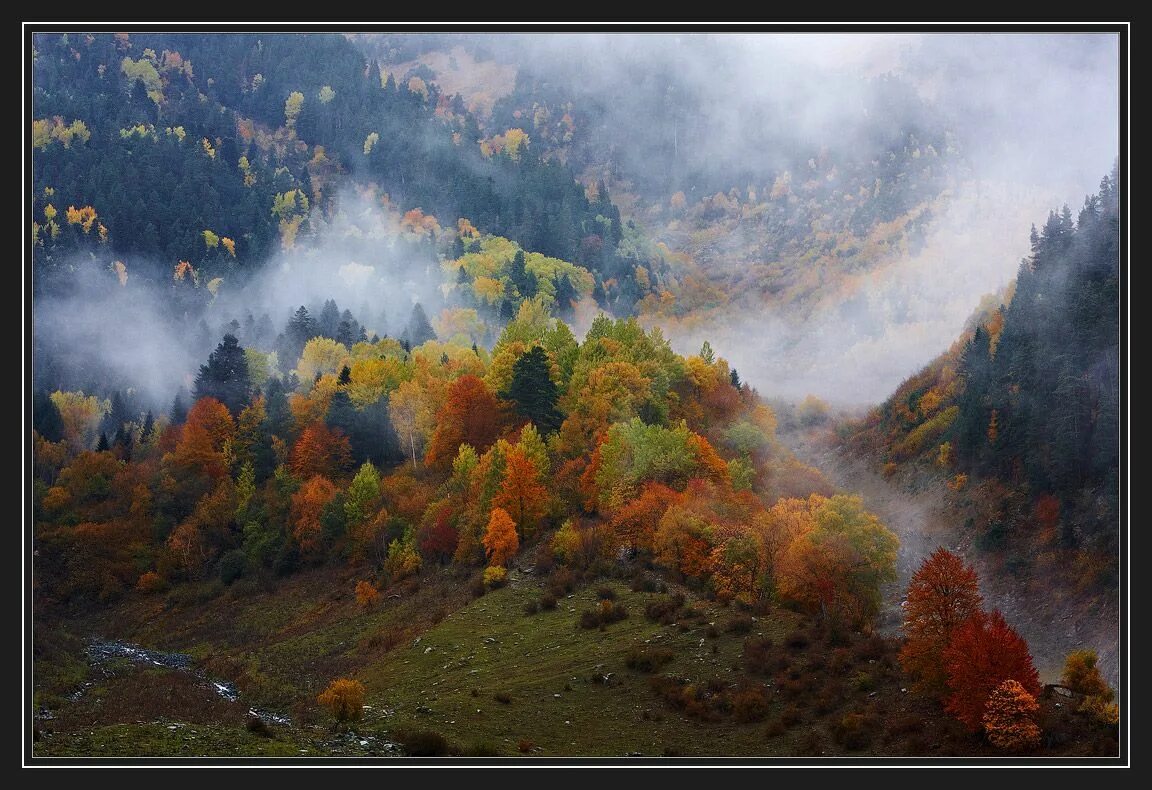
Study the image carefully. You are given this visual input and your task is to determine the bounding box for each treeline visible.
[844,167,1120,587]
[31,32,657,312]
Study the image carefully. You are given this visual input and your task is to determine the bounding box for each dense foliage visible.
[33,305,896,632]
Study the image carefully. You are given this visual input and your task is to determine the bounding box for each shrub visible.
[136,570,166,594]
[733,685,771,723]
[852,634,888,662]
[470,578,487,598]
[742,636,776,675]
[539,592,558,610]
[644,593,684,624]
[317,678,365,724]
[832,712,874,750]
[626,645,674,672]
[579,599,628,629]
[813,681,843,715]
[784,630,810,651]
[726,615,754,635]
[483,565,508,588]
[218,549,247,584]
[523,599,540,616]
[705,624,720,639]
[829,647,853,674]
[548,566,577,596]
[397,729,452,756]
[517,739,535,753]
[630,574,659,593]
[983,679,1042,751]
[245,714,274,738]
[355,580,379,607]
[578,609,601,629]
[595,585,617,601]
[493,691,512,705]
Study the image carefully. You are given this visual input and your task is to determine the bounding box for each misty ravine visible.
[786,426,1119,688]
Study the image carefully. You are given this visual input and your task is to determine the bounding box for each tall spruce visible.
[503,345,563,434]
[194,334,252,415]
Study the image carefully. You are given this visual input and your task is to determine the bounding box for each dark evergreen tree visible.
[112,423,133,460]
[502,346,563,434]
[947,168,1119,558]
[100,390,135,438]
[554,275,578,319]
[318,299,341,339]
[509,249,537,299]
[261,376,294,441]
[283,305,315,364]
[401,302,437,348]
[140,410,155,442]
[95,432,110,452]
[32,391,65,442]
[360,397,404,468]
[194,334,252,415]
[170,387,190,424]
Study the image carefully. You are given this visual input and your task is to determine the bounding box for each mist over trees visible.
[28,30,1121,761]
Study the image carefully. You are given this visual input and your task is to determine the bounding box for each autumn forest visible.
[27,30,1124,764]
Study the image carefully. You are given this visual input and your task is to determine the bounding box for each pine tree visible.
[401,302,437,348]
[318,299,341,339]
[194,334,252,415]
[170,387,189,424]
[140,410,155,442]
[503,346,563,434]
[284,305,314,363]
[32,391,65,442]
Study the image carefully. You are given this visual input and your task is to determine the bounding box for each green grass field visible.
[31,564,1117,759]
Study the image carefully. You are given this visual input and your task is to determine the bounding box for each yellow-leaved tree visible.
[317,678,365,725]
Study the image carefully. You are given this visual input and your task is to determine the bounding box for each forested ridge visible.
[843,168,1121,592]
[32,32,653,312]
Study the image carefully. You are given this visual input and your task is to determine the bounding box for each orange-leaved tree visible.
[493,446,549,538]
[982,679,1041,751]
[317,678,365,724]
[482,507,519,567]
[170,396,235,480]
[290,475,338,559]
[899,548,984,697]
[291,423,352,479]
[425,374,503,470]
[943,609,1040,731]
[355,580,379,607]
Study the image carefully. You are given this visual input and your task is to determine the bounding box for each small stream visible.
[81,639,290,725]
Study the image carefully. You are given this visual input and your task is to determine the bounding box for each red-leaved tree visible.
[424,375,503,470]
[943,609,1040,731]
[899,548,984,696]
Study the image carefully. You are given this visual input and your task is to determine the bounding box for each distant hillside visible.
[841,166,1120,591]
[32,32,654,312]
